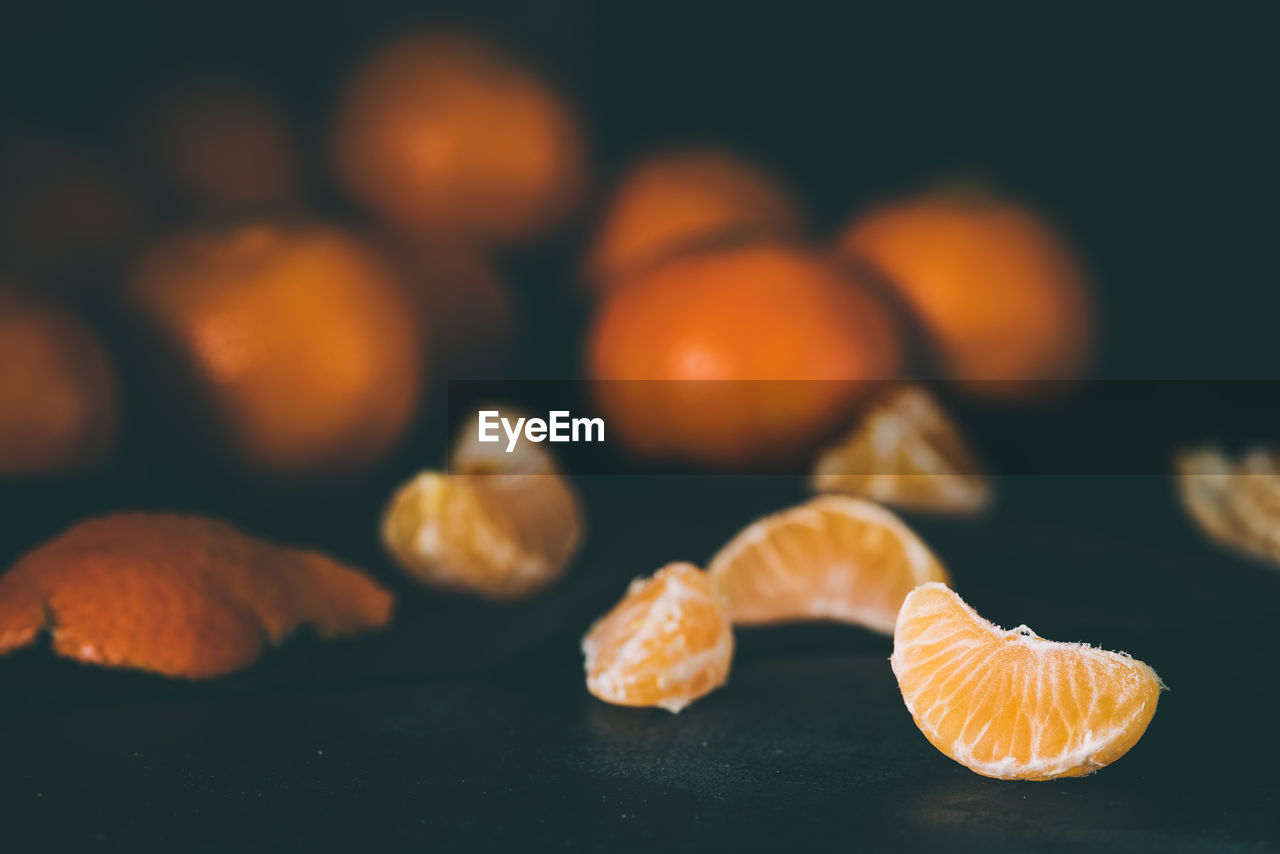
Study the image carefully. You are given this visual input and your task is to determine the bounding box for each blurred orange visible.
[128,219,425,477]
[838,187,1092,400]
[584,147,802,287]
[586,242,904,468]
[0,284,119,474]
[0,130,145,284]
[385,239,515,380]
[334,31,586,244]
[140,79,300,208]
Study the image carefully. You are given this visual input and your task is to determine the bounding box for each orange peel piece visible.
[0,513,393,679]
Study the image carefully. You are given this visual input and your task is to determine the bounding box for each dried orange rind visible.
[0,513,393,679]
[811,384,990,514]
[892,583,1163,780]
[381,410,584,599]
[708,495,948,633]
[582,562,733,713]
[1176,445,1280,567]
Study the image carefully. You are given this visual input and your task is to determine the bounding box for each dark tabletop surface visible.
[1,472,1278,852]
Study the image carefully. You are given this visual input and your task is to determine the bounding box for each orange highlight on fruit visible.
[583,562,733,713]
[334,31,586,244]
[128,219,424,477]
[381,411,583,599]
[584,147,802,287]
[892,583,1163,780]
[838,187,1092,400]
[811,383,991,514]
[0,285,118,474]
[708,495,948,632]
[0,513,393,679]
[587,242,904,469]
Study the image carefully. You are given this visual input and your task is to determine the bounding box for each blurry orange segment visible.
[0,285,118,474]
[811,383,991,514]
[838,187,1091,400]
[381,413,583,599]
[708,495,947,632]
[582,562,733,713]
[1176,446,1280,567]
[587,242,904,469]
[892,583,1163,780]
[0,513,393,679]
[585,148,802,286]
[128,219,424,476]
[334,30,585,244]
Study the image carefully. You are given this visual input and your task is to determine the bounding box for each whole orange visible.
[838,189,1092,399]
[128,220,425,476]
[0,285,118,474]
[584,148,802,287]
[333,31,586,244]
[586,242,903,468]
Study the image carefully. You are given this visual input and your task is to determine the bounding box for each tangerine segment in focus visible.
[811,383,991,515]
[709,495,947,632]
[0,514,393,679]
[587,242,903,469]
[584,147,802,286]
[892,583,1163,781]
[582,562,733,713]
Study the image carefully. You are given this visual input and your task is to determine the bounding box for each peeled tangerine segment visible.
[1176,445,1280,568]
[892,583,1163,781]
[583,562,733,713]
[381,413,584,599]
[811,383,990,514]
[708,495,948,633]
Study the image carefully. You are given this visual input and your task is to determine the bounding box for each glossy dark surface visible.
[2,475,1278,851]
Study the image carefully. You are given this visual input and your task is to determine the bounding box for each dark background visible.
[1,2,1278,850]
